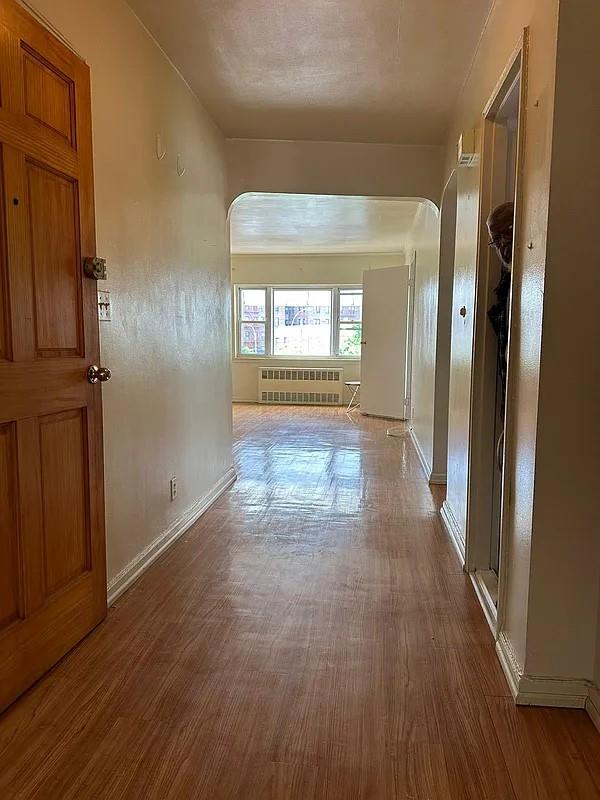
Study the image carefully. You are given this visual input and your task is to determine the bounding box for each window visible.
[273,289,332,357]
[235,286,362,359]
[238,288,267,355]
[337,289,363,358]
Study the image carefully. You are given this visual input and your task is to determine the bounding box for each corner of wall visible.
[587,685,600,734]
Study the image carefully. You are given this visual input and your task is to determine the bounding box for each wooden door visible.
[0,0,106,711]
[360,266,410,419]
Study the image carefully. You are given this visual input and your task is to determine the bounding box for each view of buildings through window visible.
[237,287,362,358]
[273,289,331,356]
[338,289,362,357]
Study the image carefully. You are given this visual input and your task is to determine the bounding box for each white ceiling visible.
[127,0,493,145]
[229,194,422,254]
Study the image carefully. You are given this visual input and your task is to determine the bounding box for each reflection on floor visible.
[0,404,599,799]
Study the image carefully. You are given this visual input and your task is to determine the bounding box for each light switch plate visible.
[98,290,111,322]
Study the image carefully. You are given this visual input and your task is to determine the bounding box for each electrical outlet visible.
[170,476,177,501]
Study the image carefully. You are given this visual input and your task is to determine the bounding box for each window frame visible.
[336,287,363,359]
[234,284,362,361]
[236,286,270,357]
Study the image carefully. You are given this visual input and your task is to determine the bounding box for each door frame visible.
[464,29,529,634]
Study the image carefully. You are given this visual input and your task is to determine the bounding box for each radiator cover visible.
[258,367,344,406]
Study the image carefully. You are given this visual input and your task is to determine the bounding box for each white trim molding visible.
[496,632,591,709]
[516,676,590,709]
[587,685,600,734]
[470,571,497,636]
[409,427,432,481]
[496,631,522,700]
[440,500,465,564]
[428,471,447,485]
[408,428,447,486]
[107,467,237,606]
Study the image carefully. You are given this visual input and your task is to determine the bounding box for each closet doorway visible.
[466,33,528,632]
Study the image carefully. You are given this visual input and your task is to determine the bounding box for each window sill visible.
[233,356,361,364]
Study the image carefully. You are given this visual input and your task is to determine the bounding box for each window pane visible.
[240,288,266,321]
[339,290,362,323]
[273,289,332,356]
[339,324,362,357]
[240,322,266,355]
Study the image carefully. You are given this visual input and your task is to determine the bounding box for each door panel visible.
[360,266,410,419]
[0,155,8,361]
[0,422,19,631]
[28,160,82,356]
[22,44,76,145]
[40,408,90,595]
[0,0,106,712]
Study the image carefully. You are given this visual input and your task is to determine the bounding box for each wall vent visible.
[258,367,344,406]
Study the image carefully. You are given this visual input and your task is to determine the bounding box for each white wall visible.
[445,156,481,546]
[226,139,445,208]
[407,204,441,479]
[231,253,406,402]
[431,172,457,483]
[27,0,233,585]
[524,0,600,682]
[443,0,560,673]
[443,0,600,706]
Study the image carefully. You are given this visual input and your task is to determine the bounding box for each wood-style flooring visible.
[0,404,599,799]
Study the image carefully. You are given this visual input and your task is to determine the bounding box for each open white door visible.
[361,265,411,419]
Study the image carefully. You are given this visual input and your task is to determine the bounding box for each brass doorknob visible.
[87,365,112,384]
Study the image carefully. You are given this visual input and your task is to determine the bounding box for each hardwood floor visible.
[1,403,599,799]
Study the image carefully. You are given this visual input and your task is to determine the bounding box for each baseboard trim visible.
[470,571,497,636]
[362,412,405,421]
[587,685,600,733]
[107,466,237,606]
[429,471,447,485]
[409,427,433,481]
[439,500,465,564]
[516,675,589,708]
[496,631,522,700]
[496,632,591,708]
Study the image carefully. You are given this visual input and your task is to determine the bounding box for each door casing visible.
[464,29,529,635]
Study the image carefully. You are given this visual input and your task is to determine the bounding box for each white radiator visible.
[258,367,344,406]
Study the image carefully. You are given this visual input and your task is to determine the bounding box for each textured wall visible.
[226,139,445,208]
[26,0,233,584]
[525,0,600,681]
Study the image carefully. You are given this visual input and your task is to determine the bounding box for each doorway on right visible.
[466,35,527,632]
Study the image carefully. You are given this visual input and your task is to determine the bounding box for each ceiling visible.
[127,0,493,145]
[229,194,422,254]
